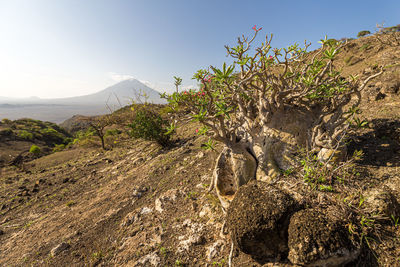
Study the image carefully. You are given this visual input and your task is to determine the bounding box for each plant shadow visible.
[347,118,400,167]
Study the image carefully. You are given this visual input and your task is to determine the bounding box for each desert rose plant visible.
[163,26,383,184]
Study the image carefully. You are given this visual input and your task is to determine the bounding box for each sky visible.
[0,0,399,98]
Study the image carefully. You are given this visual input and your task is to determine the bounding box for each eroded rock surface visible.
[288,207,360,266]
[226,181,299,261]
[155,189,180,213]
[176,219,205,253]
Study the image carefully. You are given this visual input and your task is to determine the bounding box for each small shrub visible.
[53,144,65,152]
[319,185,333,192]
[29,145,41,154]
[357,30,371,38]
[325,38,338,46]
[64,137,73,144]
[40,127,65,145]
[297,149,363,191]
[65,200,76,207]
[105,129,122,136]
[1,118,12,124]
[128,106,173,146]
[359,43,371,51]
[18,130,34,140]
[91,251,103,261]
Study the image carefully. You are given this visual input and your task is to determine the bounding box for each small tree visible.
[164,27,383,182]
[85,115,115,150]
[174,76,182,93]
[357,30,371,38]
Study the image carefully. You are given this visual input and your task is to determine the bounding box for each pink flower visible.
[252,25,262,32]
[202,92,205,96]
[195,129,199,133]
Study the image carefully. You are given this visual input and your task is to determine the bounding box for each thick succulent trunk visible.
[252,136,281,183]
[212,107,349,209]
[213,143,257,211]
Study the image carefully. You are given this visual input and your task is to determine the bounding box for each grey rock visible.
[136,251,160,266]
[50,242,70,256]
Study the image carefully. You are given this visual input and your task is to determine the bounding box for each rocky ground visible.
[1,32,400,266]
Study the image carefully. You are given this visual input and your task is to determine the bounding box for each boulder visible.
[288,207,360,266]
[226,182,299,261]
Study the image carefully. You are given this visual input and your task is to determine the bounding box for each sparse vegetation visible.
[359,43,371,51]
[1,118,11,124]
[52,144,65,152]
[18,130,34,140]
[85,115,115,150]
[65,200,76,207]
[375,23,400,46]
[128,104,174,146]
[29,144,41,154]
[357,30,371,38]
[1,118,71,145]
[297,148,363,191]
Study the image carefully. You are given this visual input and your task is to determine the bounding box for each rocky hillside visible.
[1,32,400,266]
[0,118,72,168]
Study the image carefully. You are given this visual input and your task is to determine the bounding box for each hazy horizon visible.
[0,78,164,100]
[0,0,399,99]
[0,78,165,122]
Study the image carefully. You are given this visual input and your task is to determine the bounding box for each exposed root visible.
[228,241,234,267]
[219,220,229,239]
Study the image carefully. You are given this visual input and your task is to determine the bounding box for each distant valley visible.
[0,79,165,123]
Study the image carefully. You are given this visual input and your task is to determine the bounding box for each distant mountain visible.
[50,79,165,106]
[0,79,165,123]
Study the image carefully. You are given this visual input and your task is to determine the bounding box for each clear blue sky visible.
[0,0,399,98]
